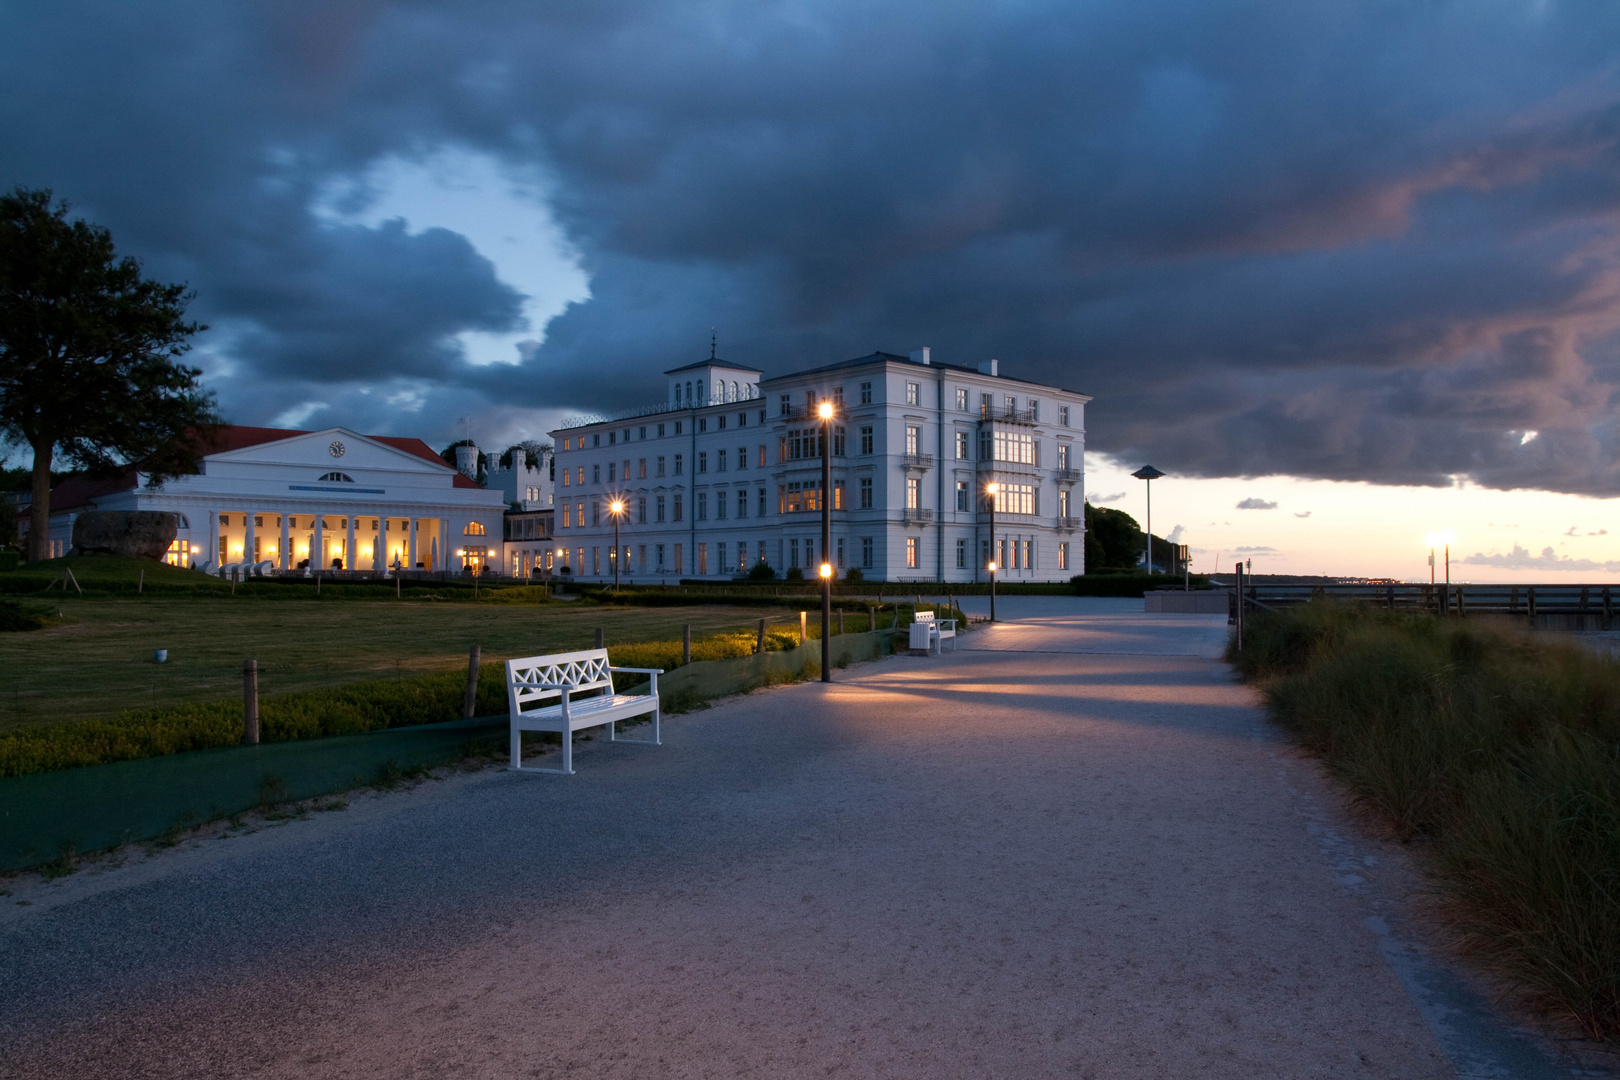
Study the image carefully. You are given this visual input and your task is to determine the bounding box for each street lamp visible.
[819,399,835,682]
[1425,529,1455,614]
[986,480,999,622]
[1132,465,1165,574]
[609,499,626,591]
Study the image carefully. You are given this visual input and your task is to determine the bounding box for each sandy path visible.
[0,599,1491,1077]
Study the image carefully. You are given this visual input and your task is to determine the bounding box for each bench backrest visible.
[507,648,615,714]
[914,610,936,623]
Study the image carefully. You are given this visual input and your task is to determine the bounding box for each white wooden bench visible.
[910,610,959,653]
[505,648,663,775]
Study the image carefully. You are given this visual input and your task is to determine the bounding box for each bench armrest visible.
[608,667,665,674]
[510,681,576,690]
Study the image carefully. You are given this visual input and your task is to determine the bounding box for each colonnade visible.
[205,510,461,573]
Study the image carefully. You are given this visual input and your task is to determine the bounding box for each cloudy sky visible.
[3,0,1618,578]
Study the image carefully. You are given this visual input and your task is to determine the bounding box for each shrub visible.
[1235,602,1620,1038]
[0,598,51,632]
[746,561,777,581]
[843,567,864,583]
[784,566,804,581]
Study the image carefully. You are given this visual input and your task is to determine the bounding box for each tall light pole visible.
[609,499,625,591]
[1425,529,1454,614]
[818,400,835,682]
[1132,465,1165,574]
[986,480,999,622]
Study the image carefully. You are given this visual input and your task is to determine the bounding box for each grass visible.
[1232,602,1620,1040]
[0,610,913,777]
[0,589,820,731]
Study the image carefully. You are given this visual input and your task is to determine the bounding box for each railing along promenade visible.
[1208,580,1617,630]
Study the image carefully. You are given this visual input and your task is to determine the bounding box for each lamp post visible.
[1131,465,1165,574]
[819,400,835,682]
[986,480,999,622]
[609,499,625,591]
[1425,530,1454,614]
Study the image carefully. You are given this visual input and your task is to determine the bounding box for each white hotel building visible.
[551,348,1090,583]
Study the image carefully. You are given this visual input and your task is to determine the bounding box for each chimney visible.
[909,347,931,366]
[978,358,999,377]
[454,444,479,479]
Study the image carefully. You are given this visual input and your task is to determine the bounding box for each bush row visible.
[1233,602,1620,1039]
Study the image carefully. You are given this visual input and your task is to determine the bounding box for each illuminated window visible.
[463,521,487,535]
[906,537,918,568]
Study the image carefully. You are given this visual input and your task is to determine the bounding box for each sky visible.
[1,0,1618,579]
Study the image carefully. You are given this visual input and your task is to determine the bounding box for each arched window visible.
[318,472,355,482]
[730,380,738,401]
[464,521,487,536]
[715,379,724,402]
[686,381,693,405]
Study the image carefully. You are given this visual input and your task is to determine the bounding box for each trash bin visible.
[908,621,934,652]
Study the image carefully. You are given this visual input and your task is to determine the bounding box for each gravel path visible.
[0,598,1583,1078]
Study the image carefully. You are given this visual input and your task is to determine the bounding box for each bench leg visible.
[606,719,617,742]
[561,726,573,774]
[508,722,521,770]
[606,708,662,746]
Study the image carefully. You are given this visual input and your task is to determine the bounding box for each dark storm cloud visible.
[3,0,1619,491]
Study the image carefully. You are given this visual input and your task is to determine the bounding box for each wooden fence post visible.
[756,618,766,654]
[800,610,807,645]
[463,645,481,719]
[595,627,604,650]
[243,659,259,745]
[837,609,845,636]
[682,623,692,665]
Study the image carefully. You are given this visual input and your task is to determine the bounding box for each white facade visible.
[482,446,555,511]
[550,350,1090,583]
[41,426,510,574]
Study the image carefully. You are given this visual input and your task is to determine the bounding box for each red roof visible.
[50,425,479,507]
[47,472,139,512]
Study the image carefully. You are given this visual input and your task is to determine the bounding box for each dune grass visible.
[1232,602,1620,1040]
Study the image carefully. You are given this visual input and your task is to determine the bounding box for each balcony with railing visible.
[977,406,1037,424]
[1055,516,1081,532]
[1054,468,1081,483]
[902,507,935,526]
[901,453,935,471]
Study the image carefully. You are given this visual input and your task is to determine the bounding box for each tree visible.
[0,188,216,561]
[1083,502,1145,571]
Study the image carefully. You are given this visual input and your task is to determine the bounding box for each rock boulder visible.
[71,511,178,560]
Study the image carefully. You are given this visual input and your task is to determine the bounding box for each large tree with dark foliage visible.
[0,188,216,560]
[1085,502,1144,570]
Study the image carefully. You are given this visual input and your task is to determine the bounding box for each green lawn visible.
[0,594,792,730]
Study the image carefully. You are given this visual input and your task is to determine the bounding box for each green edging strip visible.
[0,629,902,872]
[0,714,507,873]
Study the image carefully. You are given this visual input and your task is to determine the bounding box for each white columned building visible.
[36,426,510,574]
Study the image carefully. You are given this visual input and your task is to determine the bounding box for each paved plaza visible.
[0,599,1583,1078]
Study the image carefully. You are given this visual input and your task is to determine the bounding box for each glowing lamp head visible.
[818,401,834,420]
[987,561,998,572]
[610,499,625,515]
[819,562,833,579]
[986,481,999,495]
